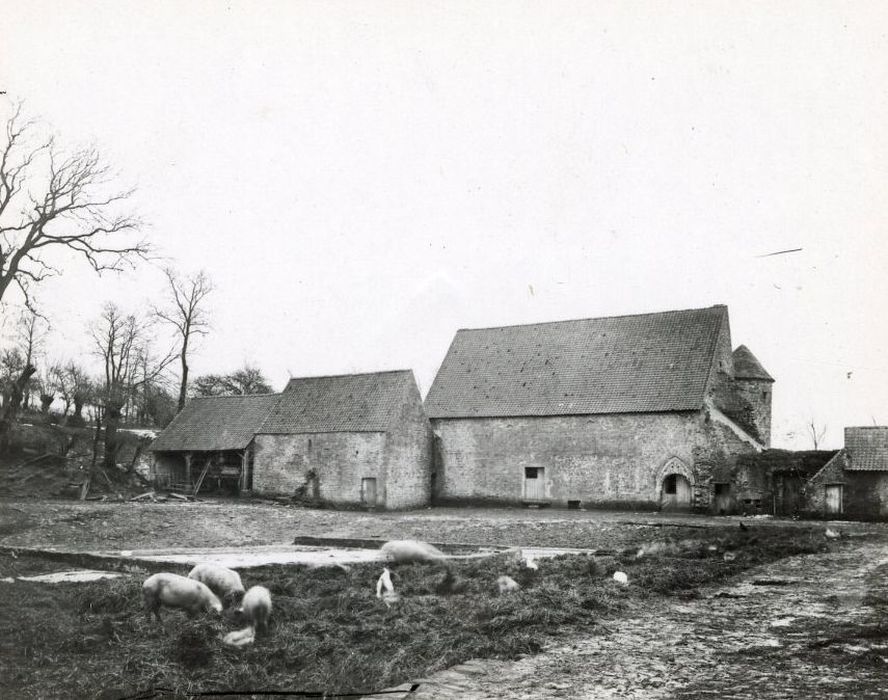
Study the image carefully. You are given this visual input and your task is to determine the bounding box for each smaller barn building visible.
[149,370,432,510]
[803,426,888,519]
[252,370,432,509]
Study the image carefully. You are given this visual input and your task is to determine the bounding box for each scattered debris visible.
[770,617,795,627]
[752,578,796,587]
[222,626,256,648]
[612,571,629,586]
[523,554,539,570]
[723,551,737,562]
[435,568,467,595]
[497,575,520,594]
[130,491,155,502]
[825,528,841,539]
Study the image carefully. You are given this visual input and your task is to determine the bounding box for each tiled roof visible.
[150,394,281,452]
[845,427,888,471]
[425,305,728,418]
[259,370,417,434]
[732,345,774,382]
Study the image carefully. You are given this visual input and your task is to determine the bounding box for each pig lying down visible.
[142,573,223,622]
[187,563,245,608]
[380,539,446,564]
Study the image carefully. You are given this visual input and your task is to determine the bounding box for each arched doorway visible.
[657,457,694,511]
[661,473,692,510]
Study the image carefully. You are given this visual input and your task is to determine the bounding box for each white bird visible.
[523,554,539,570]
[376,567,394,598]
[825,528,840,539]
[612,571,629,586]
[376,567,400,606]
[723,551,737,562]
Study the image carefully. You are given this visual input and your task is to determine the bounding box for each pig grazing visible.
[380,539,446,564]
[238,585,273,636]
[142,573,223,622]
[187,563,245,608]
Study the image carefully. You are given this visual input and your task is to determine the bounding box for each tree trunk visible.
[177,343,189,413]
[102,401,123,471]
[0,364,37,453]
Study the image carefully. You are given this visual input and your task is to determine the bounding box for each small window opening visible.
[664,474,677,495]
[714,483,729,496]
[524,467,538,479]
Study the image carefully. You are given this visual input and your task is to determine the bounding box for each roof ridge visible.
[188,392,282,401]
[285,369,414,382]
[454,304,727,333]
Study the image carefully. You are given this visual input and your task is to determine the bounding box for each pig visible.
[238,585,272,636]
[187,563,246,608]
[142,572,223,622]
[380,539,446,564]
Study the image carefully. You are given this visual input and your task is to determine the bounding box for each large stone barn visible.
[150,393,279,495]
[424,305,773,511]
[251,369,432,509]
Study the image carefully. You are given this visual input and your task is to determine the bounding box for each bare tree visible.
[91,303,174,471]
[154,268,213,412]
[0,104,146,308]
[807,419,827,450]
[15,310,44,410]
[0,347,35,452]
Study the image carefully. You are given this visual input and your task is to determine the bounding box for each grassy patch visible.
[0,526,831,697]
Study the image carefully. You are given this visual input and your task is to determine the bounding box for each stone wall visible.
[252,432,387,505]
[431,409,757,509]
[844,471,888,519]
[384,382,433,509]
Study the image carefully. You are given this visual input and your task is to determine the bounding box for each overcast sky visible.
[2,1,886,449]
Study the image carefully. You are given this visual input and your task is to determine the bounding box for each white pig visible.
[142,572,223,622]
[380,539,446,564]
[187,563,246,607]
[238,585,273,636]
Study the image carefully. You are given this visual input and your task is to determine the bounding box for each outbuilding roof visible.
[845,427,888,471]
[732,345,774,382]
[425,305,728,418]
[259,369,418,434]
[150,393,281,452]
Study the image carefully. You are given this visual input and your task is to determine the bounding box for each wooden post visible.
[240,448,249,494]
[184,452,193,489]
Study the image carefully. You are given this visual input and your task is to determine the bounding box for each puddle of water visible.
[18,570,123,583]
[105,545,590,569]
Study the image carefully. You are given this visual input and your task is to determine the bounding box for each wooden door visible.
[523,467,546,501]
[361,478,377,507]
[825,485,843,515]
[661,474,692,510]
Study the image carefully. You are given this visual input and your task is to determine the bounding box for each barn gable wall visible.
[431,410,756,509]
[383,381,433,509]
[252,432,386,505]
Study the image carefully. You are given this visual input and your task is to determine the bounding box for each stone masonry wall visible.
[431,410,758,509]
[384,382,433,509]
[733,380,772,447]
[252,432,386,505]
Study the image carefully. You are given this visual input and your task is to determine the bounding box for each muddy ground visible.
[0,497,858,552]
[1,498,886,698]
